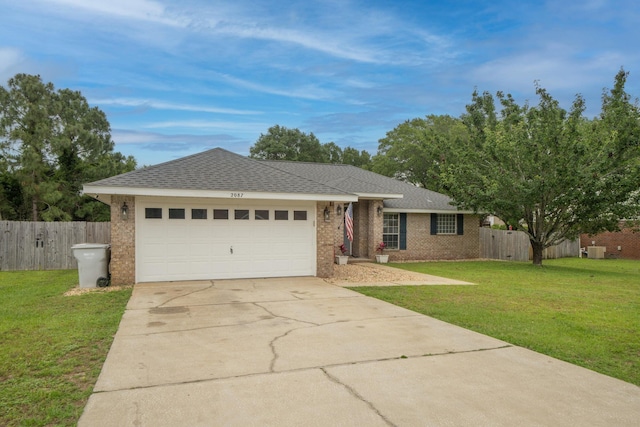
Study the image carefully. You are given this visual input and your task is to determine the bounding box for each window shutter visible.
[399,213,407,250]
[430,213,438,235]
[457,214,464,235]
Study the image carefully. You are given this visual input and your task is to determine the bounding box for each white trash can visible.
[72,243,110,288]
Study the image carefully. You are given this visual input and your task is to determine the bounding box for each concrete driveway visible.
[79,277,640,426]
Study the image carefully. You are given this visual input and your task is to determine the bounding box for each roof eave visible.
[354,192,404,200]
[383,208,476,214]
[82,185,358,202]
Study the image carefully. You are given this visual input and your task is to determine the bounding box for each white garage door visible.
[136,198,316,282]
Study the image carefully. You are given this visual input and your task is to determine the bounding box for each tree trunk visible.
[32,196,39,222]
[531,240,544,266]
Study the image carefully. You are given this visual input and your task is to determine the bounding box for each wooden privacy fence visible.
[0,221,111,271]
[479,228,580,261]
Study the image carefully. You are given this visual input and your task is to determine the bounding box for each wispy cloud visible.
[92,98,261,115]
[112,129,241,145]
[111,129,252,163]
[209,21,382,64]
[216,74,339,101]
[142,120,269,133]
[0,47,25,82]
[41,0,186,27]
[4,0,639,166]
[468,45,630,105]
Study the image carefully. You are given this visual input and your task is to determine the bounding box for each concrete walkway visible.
[79,277,640,426]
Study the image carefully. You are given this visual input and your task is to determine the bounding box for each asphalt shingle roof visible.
[262,160,457,211]
[86,148,350,196]
[86,147,459,211]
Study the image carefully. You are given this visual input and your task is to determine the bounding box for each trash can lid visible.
[71,243,111,249]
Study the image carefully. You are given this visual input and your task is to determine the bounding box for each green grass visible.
[350,258,640,386]
[0,270,132,427]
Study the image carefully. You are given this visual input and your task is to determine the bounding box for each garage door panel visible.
[188,243,214,256]
[142,243,168,258]
[166,243,190,258]
[137,201,316,282]
[139,262,168,280]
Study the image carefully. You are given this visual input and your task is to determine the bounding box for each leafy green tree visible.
[322,141,343,163]
[250,125,326,162]
[0,74,136,221]
[443,70,640,265]
[372,115,468,192]
[250,125,373,168]
[341,146,372,169]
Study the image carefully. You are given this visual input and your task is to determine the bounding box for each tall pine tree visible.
[0,74,136,221]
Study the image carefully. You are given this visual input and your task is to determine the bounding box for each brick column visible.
[368,200,384,258]
[316,201,337,278]
[110,195,135,285]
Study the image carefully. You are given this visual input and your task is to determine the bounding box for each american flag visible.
[345,203,354,242]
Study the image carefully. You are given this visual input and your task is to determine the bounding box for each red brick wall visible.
[581,223,640,259]
[110,195,136,285]
[388,213,480,261]
[317,201,337,277]
[368,201,384,258]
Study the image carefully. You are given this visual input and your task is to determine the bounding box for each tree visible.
[341,146,372,169]
[250,125,326,162]
[443,70,640,265]
[322,141,343,163]
[0,73,136,221]
[372,115,468,192]
[250,125,373,168]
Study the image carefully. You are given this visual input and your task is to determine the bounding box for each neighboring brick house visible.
[581,221,640,260]
[83,148,479,285]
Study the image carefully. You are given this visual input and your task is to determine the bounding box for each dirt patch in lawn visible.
[64,285,133,296]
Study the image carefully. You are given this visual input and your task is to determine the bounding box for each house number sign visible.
[230,192,244,198]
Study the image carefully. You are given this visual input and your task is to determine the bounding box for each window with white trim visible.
[383,213,399,250]
[437,213,457,234]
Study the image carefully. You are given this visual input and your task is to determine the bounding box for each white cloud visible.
[469,48,627,95]
[210,21,381,64]
[91,98,261,115]
[41,0,186,26]
[217,74,339,101]
[142,120,269,133]
[0,47,26,82]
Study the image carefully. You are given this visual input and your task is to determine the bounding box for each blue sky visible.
[2,0,639,166]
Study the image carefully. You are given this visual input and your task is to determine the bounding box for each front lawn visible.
[0,270,131,427]
[350,258,640,386]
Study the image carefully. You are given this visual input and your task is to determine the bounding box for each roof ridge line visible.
[256,158,355,196]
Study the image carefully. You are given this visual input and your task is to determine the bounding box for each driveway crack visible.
[268,328,308,372]
[159,280,215,307]
[252,302,319,372]
[253,303,320,326]
[320,368,397,427]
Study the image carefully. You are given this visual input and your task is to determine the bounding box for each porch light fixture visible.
[121,202,129,221]
[377,206,383,216]
[336,205,343,216]
[323,206,330,222]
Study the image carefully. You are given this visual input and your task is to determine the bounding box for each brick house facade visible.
[580,222,640,260]
[390,213,480,261]
[86,148,479,285]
